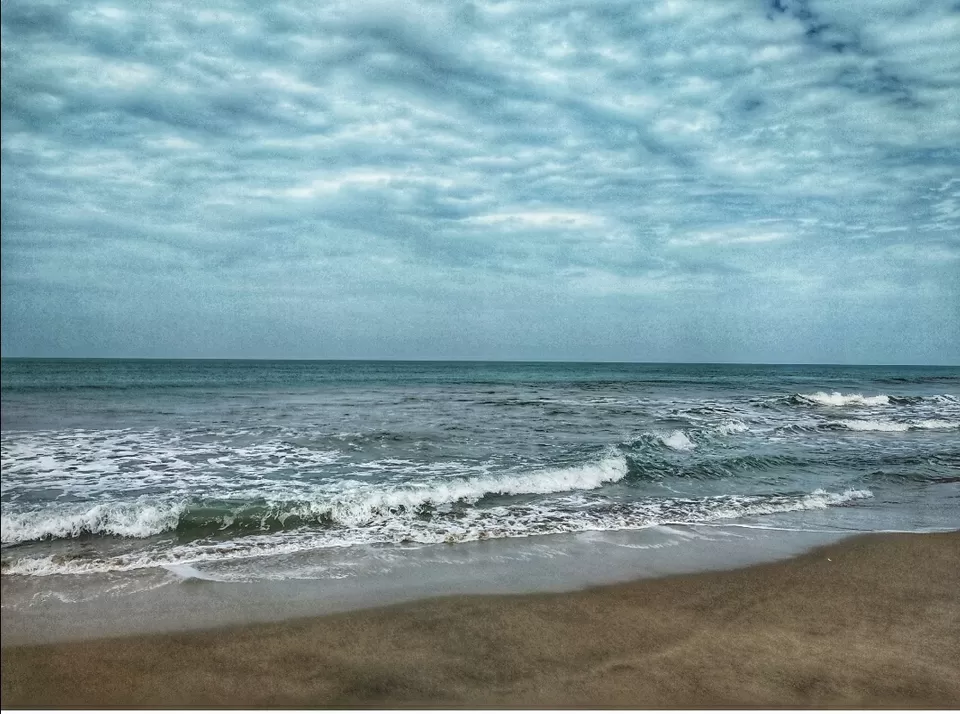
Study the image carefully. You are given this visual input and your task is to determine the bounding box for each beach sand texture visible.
[3,531,958,708]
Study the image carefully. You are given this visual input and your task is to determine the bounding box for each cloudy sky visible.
[2,0,958,363]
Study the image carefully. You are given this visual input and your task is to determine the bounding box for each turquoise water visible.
[2,360,958,582]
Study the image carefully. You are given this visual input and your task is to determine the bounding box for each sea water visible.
[2,360,957,640]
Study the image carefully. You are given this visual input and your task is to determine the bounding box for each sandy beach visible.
[2,530,958,708]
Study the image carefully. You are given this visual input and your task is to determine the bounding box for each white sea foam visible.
[0,428,345,501]
[659,430,696,451]
[710,524,849,534]
[836,418,959,432]
[714,420,749,435]
[837,419,909,432]
[725,488,873,516]
[913,419,960,430]
[800,392,890,407]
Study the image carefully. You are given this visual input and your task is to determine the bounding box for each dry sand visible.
[2,531,958,708]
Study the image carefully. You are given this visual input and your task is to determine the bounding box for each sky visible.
[2,0,959,364]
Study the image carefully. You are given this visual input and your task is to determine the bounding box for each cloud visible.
[2,0,958,362]
[668,224,790,247]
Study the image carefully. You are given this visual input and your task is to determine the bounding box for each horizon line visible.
[2,356,958,368]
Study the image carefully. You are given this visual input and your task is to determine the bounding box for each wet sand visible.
[3,531,958,708]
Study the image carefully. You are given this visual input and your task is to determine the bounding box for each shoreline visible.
[3,530,958,708]
[1,523,853,647]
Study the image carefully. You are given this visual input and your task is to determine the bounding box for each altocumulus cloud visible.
[1,0,958,363]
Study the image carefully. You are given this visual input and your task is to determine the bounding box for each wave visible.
[875,375,960,385]
[914,419,960,429]
[673,453,813,480]
[794,392,890,407]
[2,487,874,576]
[775,417,960,435]
[836,419,908,432]
[662,448,959,483]
[787,392,958,409]
[832,419,959,432]
[0,453,629,545]
[658,430,696,451]
[713,420,749,435]
[859,469,960,485]
[1,502,185,543]
[697,488,872,519]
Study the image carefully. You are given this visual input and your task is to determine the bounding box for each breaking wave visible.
[2,487,873,576]
[1,453,630,545]
[832,419,959,432]
[1,502,184,544]
[787,392,958,409]
[713,420,750,435]
[795,392,891,407]
[658,430,696,451]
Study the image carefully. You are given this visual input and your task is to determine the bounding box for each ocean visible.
[2,359,958,640]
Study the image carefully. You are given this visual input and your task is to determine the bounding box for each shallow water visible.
[2,524,847,645]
